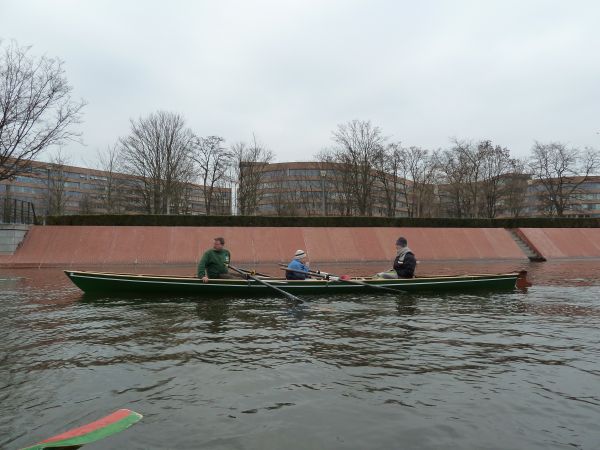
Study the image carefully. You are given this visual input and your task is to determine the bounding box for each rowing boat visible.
[64,270,529,297]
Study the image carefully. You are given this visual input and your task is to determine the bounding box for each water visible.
[1,261,600,449]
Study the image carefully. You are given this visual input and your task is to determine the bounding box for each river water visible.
[1,260,600,449]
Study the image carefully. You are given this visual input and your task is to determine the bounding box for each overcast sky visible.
[2,0,599,167]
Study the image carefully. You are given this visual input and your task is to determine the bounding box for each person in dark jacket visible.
[197,237,234,282]
[377,236,416,279]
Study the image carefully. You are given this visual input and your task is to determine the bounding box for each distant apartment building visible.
[244,161,411,217]
[3,158,598,220]
[249,164,600,219]
[522,176,600,218]
[421,174,600,219]
[0,159,231,219]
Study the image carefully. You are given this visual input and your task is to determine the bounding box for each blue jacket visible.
[286,259,310,280]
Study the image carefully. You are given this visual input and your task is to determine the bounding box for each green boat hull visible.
[64,270,524,298]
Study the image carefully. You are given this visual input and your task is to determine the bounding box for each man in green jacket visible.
[197,237,233,282]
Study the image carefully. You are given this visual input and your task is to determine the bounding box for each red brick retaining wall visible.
[518,228,600,259]
[1,226,527,267]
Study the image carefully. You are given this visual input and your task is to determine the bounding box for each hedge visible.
[44,214,600,228]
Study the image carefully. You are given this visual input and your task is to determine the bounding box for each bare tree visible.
[396,146,438,218]
[97,144,127,213]
[175,183,196,215]
[230,136,273,215]
[502,159,529,217]
[118,111,195,214]
[529,141,600,216]
[456,139,487,217]
[79,193,94,214]
[297,178,324,216]
[46,151,70,215]
[478,141,514,218]
[0,41,85,181]
[315,155,354,216]
[373,142,402,217]
[192,135,232,215]
[436,146,472,218]
[320,120,387,216]
[436,139,518,218]
[212,186,232,215]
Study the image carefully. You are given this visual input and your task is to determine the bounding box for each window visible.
[14,175,47,185]
[582,193,600,200]
[263,170,286,179]
[10,186,46,194]
[289,169,321,177]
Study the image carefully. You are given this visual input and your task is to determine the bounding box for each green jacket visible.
[197,249,231,278]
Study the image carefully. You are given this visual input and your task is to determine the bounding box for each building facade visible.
[522,176,600,218]
[249,163,600,219]
[0,159,231,219]
[420,174,600,219]
[2,158,598,219]
[243,161,411,217]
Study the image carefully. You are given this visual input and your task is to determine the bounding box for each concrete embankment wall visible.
[1,226,526,267]
[2,226,599,268]
[0,224,29,254]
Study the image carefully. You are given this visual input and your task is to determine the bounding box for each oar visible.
[229,265,303,305]
[280,265,406,294]
[20,409,142,450]
[279,266,332,279]
[232,266,272,278]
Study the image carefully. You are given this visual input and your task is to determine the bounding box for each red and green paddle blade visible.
[21,409,142,450]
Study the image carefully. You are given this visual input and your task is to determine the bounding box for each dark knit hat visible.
[396,237,407,247]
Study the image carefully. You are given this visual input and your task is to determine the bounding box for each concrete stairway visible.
[507,228,546,262]
[0,224,30,254]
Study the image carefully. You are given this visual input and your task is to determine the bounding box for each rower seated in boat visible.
[197,237,236,283]
[377,236,416,279]
[286,249,311,280]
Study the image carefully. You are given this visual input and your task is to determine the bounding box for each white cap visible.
[294,249,306,259]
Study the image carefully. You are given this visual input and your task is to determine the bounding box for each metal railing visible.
[1,197,37,224]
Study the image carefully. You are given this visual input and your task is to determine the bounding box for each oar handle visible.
[279,266,404,294]
[234,266,272,278]
[278,264,330,278]
[280,267,331,279]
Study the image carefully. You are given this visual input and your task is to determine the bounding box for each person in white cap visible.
[285,249,311,280]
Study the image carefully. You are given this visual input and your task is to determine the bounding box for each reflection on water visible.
[1,261,600,449]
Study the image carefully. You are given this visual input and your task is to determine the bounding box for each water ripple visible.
[2,266,600,449]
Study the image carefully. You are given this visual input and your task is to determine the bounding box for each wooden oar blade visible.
[21,409,142,450]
